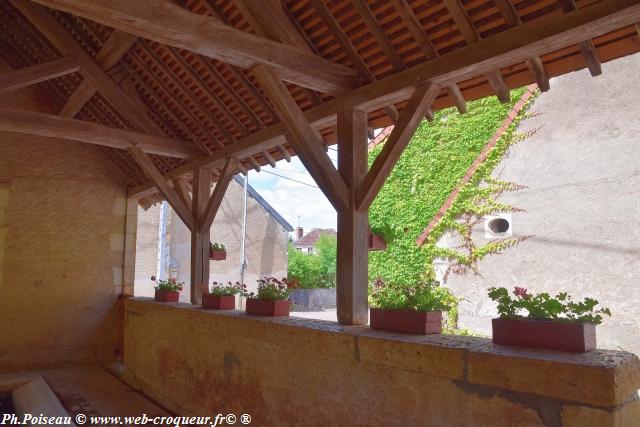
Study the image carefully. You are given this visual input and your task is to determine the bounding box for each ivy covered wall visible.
[368,87,532,285]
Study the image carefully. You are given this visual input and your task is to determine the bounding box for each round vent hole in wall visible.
[488,217,510,234]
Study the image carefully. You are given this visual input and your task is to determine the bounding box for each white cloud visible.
[248,157,337,231]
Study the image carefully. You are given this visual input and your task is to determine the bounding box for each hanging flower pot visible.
[209,242,227,261]
[370,308,442,334]
[368,233,387,251]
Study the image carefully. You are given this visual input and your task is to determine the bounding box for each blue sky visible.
[248,154,338,231]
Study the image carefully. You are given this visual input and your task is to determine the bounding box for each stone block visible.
[467,344,640,407]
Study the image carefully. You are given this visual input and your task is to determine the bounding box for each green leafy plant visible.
[244,277,296,300]
[209,281,244,296]
[210,242,226,251]
[368,87,535,285]
[152,276,183,292]
[488,287,611,325]
[369,278,457,313]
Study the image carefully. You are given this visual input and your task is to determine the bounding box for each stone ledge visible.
[126,298,640,409]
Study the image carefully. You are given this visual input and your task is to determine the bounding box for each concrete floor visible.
[41,367,169,418]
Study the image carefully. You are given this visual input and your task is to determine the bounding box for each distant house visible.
[292,228,336,255]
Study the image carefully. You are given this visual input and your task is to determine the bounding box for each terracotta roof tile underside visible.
[0,0,639,205]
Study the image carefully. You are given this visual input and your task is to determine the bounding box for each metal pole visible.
[239,175,248,284]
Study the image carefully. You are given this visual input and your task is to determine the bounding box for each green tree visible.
[315,234,337,285]
[287,234,337,288]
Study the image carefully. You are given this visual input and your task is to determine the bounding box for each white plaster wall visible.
[441,54,640,354]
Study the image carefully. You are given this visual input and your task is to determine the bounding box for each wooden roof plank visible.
[31,0,359,94]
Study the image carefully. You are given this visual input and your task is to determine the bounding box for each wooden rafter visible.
[394,0,467,114]
[351,0,405,72]
[357,83,441,211]
[59,30,137,117]
[31,0,359,94]
[232,0,323,108]
[308,0,400,123]
[0,57,78,94]
[558,0,602,76]
[442,0,511,103]
[128,146,195,230]
[128,0,640,197]
[493,0,550,92]
[0,107,200,158]
[10,1,165,136]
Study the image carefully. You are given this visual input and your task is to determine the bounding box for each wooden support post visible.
[190,166,211,304]
[336,108,369,325]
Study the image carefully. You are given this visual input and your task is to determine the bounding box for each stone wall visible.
[122,298,640,426]
[135,179,289,301]
[438,54,640,354]
[0,132,127,372]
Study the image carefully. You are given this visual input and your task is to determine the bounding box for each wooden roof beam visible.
[200,157,238,230]
[0,107,201,159]
[558,0,602,76]
[395,0,467,114]
[128,146,195,230]
[351,0,406,72]
[494,0,550,92]
[59,30,137,117]
[31,0,359,94]
[0,57,79,94]
[309,0,399,123]
[128,0,640,198]
[253,64,348,212]
[443,0,512,103]
[357,83,441,211]
[10,1,165,136]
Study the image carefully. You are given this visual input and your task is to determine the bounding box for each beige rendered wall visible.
[0,133,128,372]
[134,179,289,301]
[0,71,128,372]
[123,298,640,426]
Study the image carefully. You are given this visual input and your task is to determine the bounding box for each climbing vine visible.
[368,87,538,285]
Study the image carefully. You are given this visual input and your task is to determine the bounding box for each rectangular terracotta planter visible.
[209,250,226,261]
[370,308,442,335]
[202,294,235,310]
[246,299,290,316]
[154,290,179,302]
[492,318,596,352]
